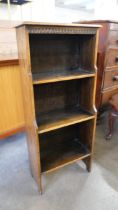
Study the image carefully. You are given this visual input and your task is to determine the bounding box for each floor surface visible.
[0,114,118,210]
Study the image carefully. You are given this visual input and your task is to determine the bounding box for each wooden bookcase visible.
[16,22,100,193]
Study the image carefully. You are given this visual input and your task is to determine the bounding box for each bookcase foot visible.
[37,178,43,195]
[83,156,92,172]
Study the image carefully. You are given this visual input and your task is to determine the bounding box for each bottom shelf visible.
[40,137,90,173]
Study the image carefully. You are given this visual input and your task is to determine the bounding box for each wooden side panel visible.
[0,64,25,138]
[79,32,98,113]
[16,26,42,192]
[74,21,109,110]
[95,23,109,109]
[79,29,99,171]
[84,29,99,171]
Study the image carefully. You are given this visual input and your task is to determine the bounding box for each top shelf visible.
[32,69,95,85]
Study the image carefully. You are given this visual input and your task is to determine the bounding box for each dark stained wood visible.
[103,69,118,89]
[108,30,118,46]
[33,70,95,85]
[40,136,91,173]
[33,78,95,117]
[102,86,118,104]
[37,108,94,134]
[105,48,118,67]
[106,94,118,140]
[40,120,94,173]
[29,34,96,76]
[16,22,99,193]
[95,22,110,109]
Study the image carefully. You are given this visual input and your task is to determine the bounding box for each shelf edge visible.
[38,115,95,134]
[42,153,91,174]
[33,73,95,85]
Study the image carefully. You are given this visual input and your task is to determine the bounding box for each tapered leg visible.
[83,156,92,172]
[106,111,115,140]
[30,168,43,194]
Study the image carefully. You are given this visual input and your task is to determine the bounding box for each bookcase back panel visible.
[34,80,79,114]
[40,120,94,149]
[29,34,95,75]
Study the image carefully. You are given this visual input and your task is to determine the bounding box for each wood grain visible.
[102,86,118,104]
[105,48,118,68]
[0,65,25,138]
[33,70,95,85]
[16,26,42,193]
[103,68,118,89]
[108,30,118,47]
[38,108,95,134]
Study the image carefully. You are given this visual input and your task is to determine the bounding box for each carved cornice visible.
[27,26,96,35]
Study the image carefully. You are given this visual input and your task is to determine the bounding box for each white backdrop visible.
[0,0,118,22]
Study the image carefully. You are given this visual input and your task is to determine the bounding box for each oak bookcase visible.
[16,22,100,193]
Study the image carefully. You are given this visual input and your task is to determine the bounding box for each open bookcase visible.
[16,22,100,193]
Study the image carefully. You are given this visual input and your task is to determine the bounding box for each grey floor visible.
[0,114,118,210]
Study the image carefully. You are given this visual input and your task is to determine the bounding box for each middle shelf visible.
[33,77,95,133]
[32,69,95,84]
[37,108,94,134]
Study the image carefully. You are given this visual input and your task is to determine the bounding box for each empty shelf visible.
[32,69,95,84]
[40,137,91,173]
[37,108,95,134]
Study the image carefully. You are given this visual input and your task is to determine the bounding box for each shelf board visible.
[40,138,91,173]
[37,108,95,134]
[32,69,95,84]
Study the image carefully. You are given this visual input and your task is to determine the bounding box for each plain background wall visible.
[0,0,118,23]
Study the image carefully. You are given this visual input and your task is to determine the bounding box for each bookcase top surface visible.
[16,21,101,29]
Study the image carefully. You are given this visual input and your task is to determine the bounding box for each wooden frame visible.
[16,22,100,193]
